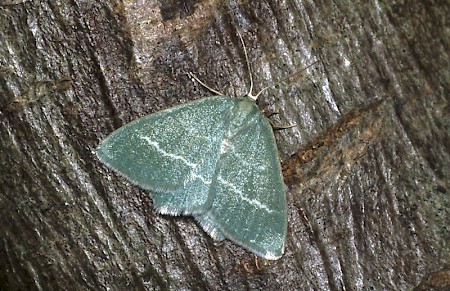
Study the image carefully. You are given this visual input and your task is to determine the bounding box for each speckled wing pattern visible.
[97,96,236,215]
[96,95,287,259]
[195,98,287,259]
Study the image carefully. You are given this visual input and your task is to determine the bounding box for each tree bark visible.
[0,0,448,289]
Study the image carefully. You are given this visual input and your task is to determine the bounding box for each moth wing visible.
[196,110,287,259]
[96,96,236,215]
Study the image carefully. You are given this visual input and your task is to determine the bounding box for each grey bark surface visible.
[0,0,448,290]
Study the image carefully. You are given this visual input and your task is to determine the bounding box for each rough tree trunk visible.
[0,0,448,290]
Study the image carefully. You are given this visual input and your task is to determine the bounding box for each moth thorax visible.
[229,100,257,128]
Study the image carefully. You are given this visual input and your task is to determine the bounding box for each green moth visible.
[96,33,287,260]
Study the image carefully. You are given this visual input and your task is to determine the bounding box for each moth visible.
[96,32,287,259]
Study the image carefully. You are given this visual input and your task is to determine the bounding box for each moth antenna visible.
[237,30,257,101]
[187,72,224,96]
[253,85,270,100]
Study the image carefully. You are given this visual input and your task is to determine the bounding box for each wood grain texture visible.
[0,0,448,289]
